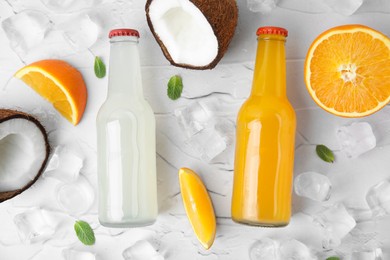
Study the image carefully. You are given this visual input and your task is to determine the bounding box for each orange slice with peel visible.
[305,24,390,117]
[179,167,216,250]
[14,60,87,125]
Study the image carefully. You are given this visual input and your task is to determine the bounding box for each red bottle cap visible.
[109,29,140,39]
[256,26,288,37]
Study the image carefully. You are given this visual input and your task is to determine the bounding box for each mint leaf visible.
[94,56,106,79]
[316,144,335,163]
[167,75,183,100]
[74,220,95,246]
[326,257,340,260]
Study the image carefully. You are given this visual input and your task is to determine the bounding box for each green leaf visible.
[94,56,106,79]
[167,75,183,100]
[74,220,95,246]
[316,144,335,163]
[326,257,340,260]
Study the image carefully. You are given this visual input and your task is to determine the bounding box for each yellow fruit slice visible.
[179,168,216,250]
[305,24,390,117]
[14,60,88,125]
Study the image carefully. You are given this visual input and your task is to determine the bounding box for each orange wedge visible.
[305,24,390,117]
[179,168,216,250]
[14,60,87,125]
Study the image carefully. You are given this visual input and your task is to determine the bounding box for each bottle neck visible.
[108,36,143,98]
[251,34,287,98]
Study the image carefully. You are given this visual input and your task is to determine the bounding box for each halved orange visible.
[179,168,216,250]
[14,60,88,125]
[305,24,390,117]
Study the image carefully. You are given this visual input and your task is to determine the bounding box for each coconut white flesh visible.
[149,0,219,67]
[0,118,47,192]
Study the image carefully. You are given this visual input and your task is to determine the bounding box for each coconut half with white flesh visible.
[146,0,238,70]
[0,109,50,202]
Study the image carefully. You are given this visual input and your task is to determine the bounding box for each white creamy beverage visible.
[96,29,158,227]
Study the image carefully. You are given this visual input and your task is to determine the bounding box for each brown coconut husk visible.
[145,0,238,70]
[0,109,50,202]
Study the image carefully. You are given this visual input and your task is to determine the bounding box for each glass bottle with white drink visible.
[97,29,158,227]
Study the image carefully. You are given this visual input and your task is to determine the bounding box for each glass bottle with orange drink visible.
[231,26,296,227]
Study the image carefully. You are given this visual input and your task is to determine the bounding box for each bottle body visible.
[231,30,296,227]
[96,33,158,227]
[232,97,296,226]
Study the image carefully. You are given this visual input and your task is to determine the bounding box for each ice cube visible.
[212,119,236,166]
[13,208,56,243]
[323,0,363,15]
[43,146,83,183]
[58,13,101,51]
[294,172,332,202]
[345,207,372,222]
[1,10,52,55]
[122,240,164,260]
[279,239,315,260]
[247,0,279,13]
[336,122,376,158]
[187,123,227,162]
[313,204,357,249]
[175,101,213,138]
[351,248,383,260]
[56,176,95,216]
[249,238,279,260]
[40,0,94,13]
[250,238,316,260]
[62,249,96,260]
[215,119,236,146]
[366,179,390,217]
[277,0,330,13]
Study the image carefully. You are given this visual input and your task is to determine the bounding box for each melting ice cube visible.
[215,119,236,146]
[56,176,95,216]
[212,118,236,166]
[175,99,236,163]
[1,10,52,55]
[345,207,372,223]
[279,239,316,260]
[122,240,164,260]
[62,248,96,260]
[57,13,101,51]
[313,203,357,249]
[250,238,315,260]
[13,208,56,243]
[323,0,363,15]
[249,238,279,260]
[175,101,212,138]
[187,122,228,162]
[43,146,83,183]
[40,0,94,13]
[336,122,376,158]
[294,172,332,202]
[247,0,279,13]
[351,248,383,260]
[366,179,390,217]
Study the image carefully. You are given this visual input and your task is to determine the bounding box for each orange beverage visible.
[231,27,296,227]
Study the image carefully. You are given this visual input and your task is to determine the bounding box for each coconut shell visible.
[0,109,50,202]
[145,0,238,70]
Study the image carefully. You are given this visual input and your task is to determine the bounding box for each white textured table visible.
[0,0,389,259]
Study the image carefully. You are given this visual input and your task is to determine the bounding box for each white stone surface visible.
[0,0,389,259]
